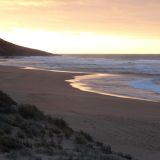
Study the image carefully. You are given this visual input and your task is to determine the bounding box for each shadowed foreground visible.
[0,90,132,160]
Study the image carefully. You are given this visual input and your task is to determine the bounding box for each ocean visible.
[1,54,160,102]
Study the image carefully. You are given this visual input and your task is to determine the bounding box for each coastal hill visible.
[0,90,132,160]
[0,38,57,56]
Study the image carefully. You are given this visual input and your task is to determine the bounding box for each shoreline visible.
[0,65,160,117]
[13,66,160,102]
[67,74,160,102]
[0,65,160,116]
[0,66,160,160]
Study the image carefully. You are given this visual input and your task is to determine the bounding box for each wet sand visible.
[0,66,160,160]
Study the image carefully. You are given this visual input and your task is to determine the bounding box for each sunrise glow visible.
[1,0,160,54]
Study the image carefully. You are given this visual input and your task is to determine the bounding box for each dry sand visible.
[0,66,160,160]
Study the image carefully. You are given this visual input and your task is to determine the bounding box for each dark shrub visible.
[48,130,53,138]
[46,115,53,123]
[125,154,132,160]
[64,129,72,139]
[23,140,32,148]
[96,141,103,147]
[53,117,69,129]
[20,122,27,130]
[116,152,132,160]
[57,135,63,142]
[50,139,56,148]
[0,129,4,135]
[34,139,56,148]
[15,115,24,123]
[87,144,93,148]
[4,126,12,134]
[0,103,17,114]
[20,122,39,137]
[0,114,10,124]
[0,90,17,114]
[25,133,34,139]
[79,130,93,142]
[17,132,25,139]
[40,128,46,135]
[51,127,61,134]
[101,145,112,154]
[57,144,63,150]
[11,121,19,127]
[75,135,86,145]
[124,154,132,160]
[0,114,15,127]
[0,90,17,106]
[18,104,44,119]
[0,96,16,115]
[0,136,23,153]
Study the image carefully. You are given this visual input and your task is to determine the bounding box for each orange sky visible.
[0,0,160,53]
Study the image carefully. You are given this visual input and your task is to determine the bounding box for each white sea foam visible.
[127,78,160,94]
[69,74,160,101]
[1,55,160,75]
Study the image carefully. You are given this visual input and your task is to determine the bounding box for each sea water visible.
[1,54,160,101]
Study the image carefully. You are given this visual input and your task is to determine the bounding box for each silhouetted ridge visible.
[0,38,57,56]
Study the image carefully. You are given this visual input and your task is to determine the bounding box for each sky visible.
[0,0,160,54]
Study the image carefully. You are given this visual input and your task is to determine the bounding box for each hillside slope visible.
[0,38,57,56]
[0,90,133,160]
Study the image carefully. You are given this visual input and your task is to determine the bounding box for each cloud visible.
[0,0,160,38]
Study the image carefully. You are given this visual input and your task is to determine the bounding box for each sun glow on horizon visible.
[0,28,160,54]
[1,0,160,53]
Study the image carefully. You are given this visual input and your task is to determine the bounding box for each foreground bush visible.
[46,115,70,129]
[116,152,133,160]
[75,135,86,145]
[18,104,44,119]
[79,130,93,142]
[0,136,23,153]
[53,117,69,129]
[101,145,112,154]
[0,90,17,106]
[0,90,134,160]
[0,90,17,113]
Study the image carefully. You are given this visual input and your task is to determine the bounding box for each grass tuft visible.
[53,117,69,129]
[18,104,44,120]
[0,90,17,106]
[0,90,17,114]
[51,127,61,134]
[116,152,133,160]
[78,130,93,142]
[23,140,32,148]
[4,126,12,134]
[0,129,4,135]
[101,145,112,154]
[75,135,86,145]
[0,136,23,153]
[17,132,25,139]
[96,141,103,147]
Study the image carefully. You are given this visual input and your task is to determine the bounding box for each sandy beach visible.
[0,66,160,160]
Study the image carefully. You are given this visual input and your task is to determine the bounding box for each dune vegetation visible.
[0,90,133,160]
